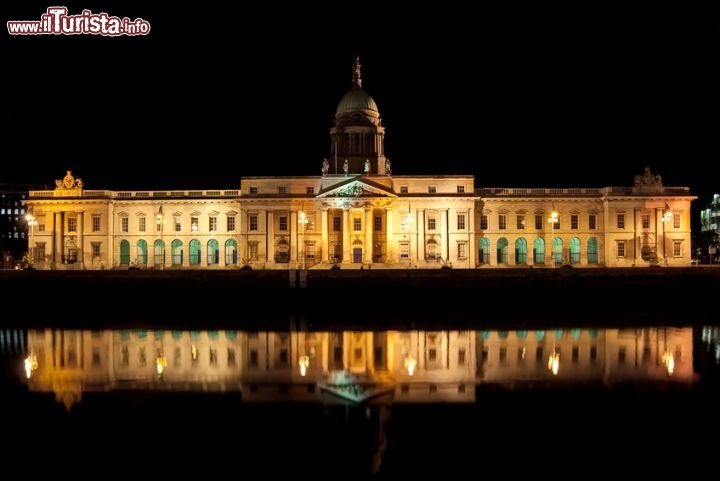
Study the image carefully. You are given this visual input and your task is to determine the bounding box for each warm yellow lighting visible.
[404,356,416,376]
[548,211,558,266]
[401,209,413,231]
[298,208,309,269]
[663,351,675,376]
[299,355,310,376]
[548,350,559,375]
[156,355,167,376]
[24,352,38,379]
[191,344,198,360]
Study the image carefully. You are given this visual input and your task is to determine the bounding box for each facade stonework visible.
[23,61,696,270]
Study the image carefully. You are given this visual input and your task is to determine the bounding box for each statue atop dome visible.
[352,56,362,88]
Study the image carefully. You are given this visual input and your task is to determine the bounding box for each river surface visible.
[1,321,719,479]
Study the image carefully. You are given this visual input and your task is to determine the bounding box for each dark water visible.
[2,324,719,479]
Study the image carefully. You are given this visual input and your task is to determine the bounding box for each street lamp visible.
[548,210,558,267]
[298,208,309,269]
[25,214,37,265]
[661,203,672,266]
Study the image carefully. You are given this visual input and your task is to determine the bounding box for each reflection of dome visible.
[336,87,378,114]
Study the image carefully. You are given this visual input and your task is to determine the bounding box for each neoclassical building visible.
[24,58,696,270]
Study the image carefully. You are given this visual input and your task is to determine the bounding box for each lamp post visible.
[548,210,558,267]
[25,214,36,266]
[298,208,308,269]
[156,210,165,269]
[661,203,672,266]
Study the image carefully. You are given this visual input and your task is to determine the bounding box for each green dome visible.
[336,87,378,114]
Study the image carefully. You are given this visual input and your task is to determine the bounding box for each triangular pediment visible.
[318,177,396,198]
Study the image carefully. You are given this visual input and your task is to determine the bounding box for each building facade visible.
[22,326,693,408]
[23,59,696,270]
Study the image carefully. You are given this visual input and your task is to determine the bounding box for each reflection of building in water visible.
[23,327,695,409]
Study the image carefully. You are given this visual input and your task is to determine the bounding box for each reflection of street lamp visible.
[404,355,416,376]
[548,210,558,267]
[298,208,309,269]
[661,203,672,266]
[548,348,559,375]
[24,351,38,379]
[299,355,310,376]
[662,350,675,376]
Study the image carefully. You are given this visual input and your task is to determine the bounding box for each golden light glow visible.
[24,352,38,379]
[663,351,675,376]
[298,355,310,376]
[156,355,167,376]
[191,344,198,360]
[404,356,416,376]
[548,350,559,375]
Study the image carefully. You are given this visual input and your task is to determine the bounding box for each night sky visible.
[4,5,719,206]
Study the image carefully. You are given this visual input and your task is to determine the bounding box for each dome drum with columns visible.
[23,58,696,270]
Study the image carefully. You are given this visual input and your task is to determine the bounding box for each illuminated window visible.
[517,215,525,230]
[191,216,199,231]
[209,216,217,232]
[248,242,258,260]
[617,240,626,257]
[138,347,146,366]
[91,242,101,259]
[498,214,506,230]
[174,218,181,232]
[457,242,467,260]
